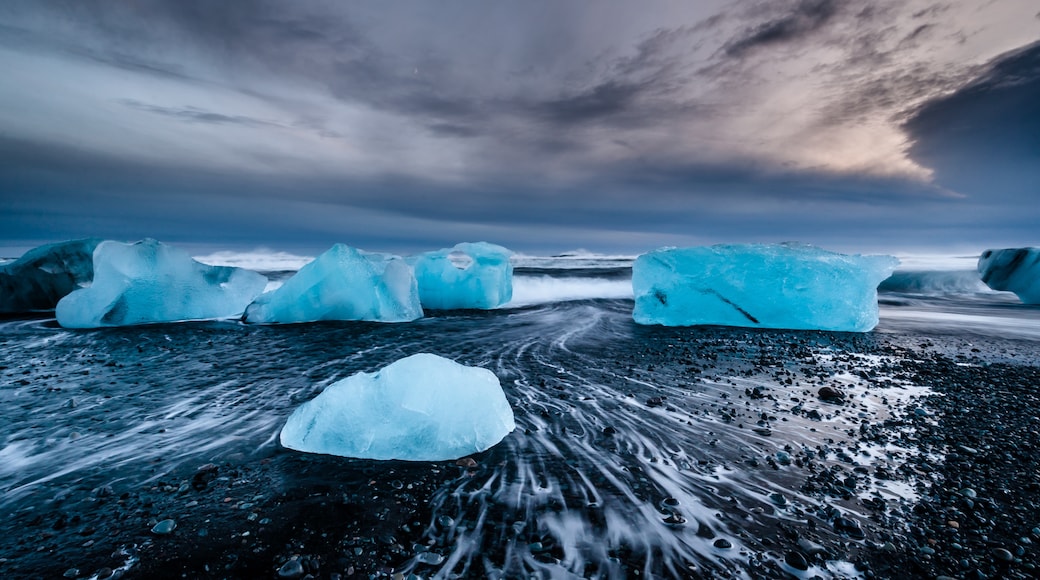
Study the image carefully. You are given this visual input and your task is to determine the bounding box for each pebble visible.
[416,551,444,565]
[437,515,455,528]
[818,386,845,403]
[713,538,732,549]
[785,550,809,571]
[993,547,1014,562]
[278,558,305,578]
[833,516,864,539]
[663,513,686,526]
[455,457,477,468]
[151,519,176,535]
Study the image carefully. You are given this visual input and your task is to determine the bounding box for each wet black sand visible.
[1,306,1038,579]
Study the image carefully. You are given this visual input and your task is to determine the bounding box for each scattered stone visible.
[818,386,846,404]
[151,519,176,535]
[277,558,304,578]
[192,464,219,491]
[994,548,1014,562]
[785,550,809,571]
[455,457,477,468]
[713,538,732,549]
[833,516,864,539]
[416,551,444,565]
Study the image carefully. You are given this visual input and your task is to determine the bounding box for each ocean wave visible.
[878,270,991,295]
[505,275,633,307]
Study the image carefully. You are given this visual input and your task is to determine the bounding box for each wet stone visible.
[818,386,846,404]
[151,519,176,535]
[785,550,809,571]
[994,547,1014,562]
[278,558,305,578]
[416,551,444,565]
[833,516,865,539]
[713,538,733,549]
[663,513,687,526]
[191,463,219,491]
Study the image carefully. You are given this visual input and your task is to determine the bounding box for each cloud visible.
[117,99,281,128]
[722,0,839,58]
[1,0,1038,252]
[904,40,1040,200]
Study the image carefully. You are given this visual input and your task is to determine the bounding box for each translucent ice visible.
[0,239,100,313]
[411,242,513,309]
[56,239,267,328]
[244,244,422,324]
[978,247,1040,303]
[633,244,898,331]
[280,353,515,461]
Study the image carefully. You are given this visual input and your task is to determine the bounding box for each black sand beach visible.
[1,299,1037,579]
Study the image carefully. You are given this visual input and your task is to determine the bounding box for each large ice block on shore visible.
[411,242,513,309]
[55,239,267,328]
[633,244,898,331]
[978,247,1040,303]
[280,353,515,461]
[243,244,422,323]
[0,239,100,313]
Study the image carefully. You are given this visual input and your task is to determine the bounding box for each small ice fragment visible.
[280,353,515,461]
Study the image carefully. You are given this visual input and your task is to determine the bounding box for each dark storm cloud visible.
[722,0,839,58]
[1,0,1038,253]
[904,40,1040,200]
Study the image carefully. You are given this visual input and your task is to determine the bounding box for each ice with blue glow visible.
[244,244,422,324]
[0,238,100,313]
[280,353,515,461]
[978,247,1040,303]
[55,239,267,328]
[411,242,513,309]
[633,243,899,331]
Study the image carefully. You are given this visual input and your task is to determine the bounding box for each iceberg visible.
[0,239,100,313]
[243,244,422,323]
[411,242,513,309]
[978,247,1040,303]
[632,244,898,332]
[56,239,267,328]
[280,353,515,461]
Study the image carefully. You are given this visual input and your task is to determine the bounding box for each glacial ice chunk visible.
[411,242,513,309]
[243,244,422,323]
[0,239,100,313]
[55,239,267,328]
[280,353,516,461]
[633,244,898,332]
[978,247,1040,303]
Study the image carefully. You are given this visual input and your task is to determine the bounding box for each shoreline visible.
[0,313,1037,578]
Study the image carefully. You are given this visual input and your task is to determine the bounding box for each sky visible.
[0,0,1037,256]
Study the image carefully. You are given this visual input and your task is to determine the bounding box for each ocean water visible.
[1,252,1038,578]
